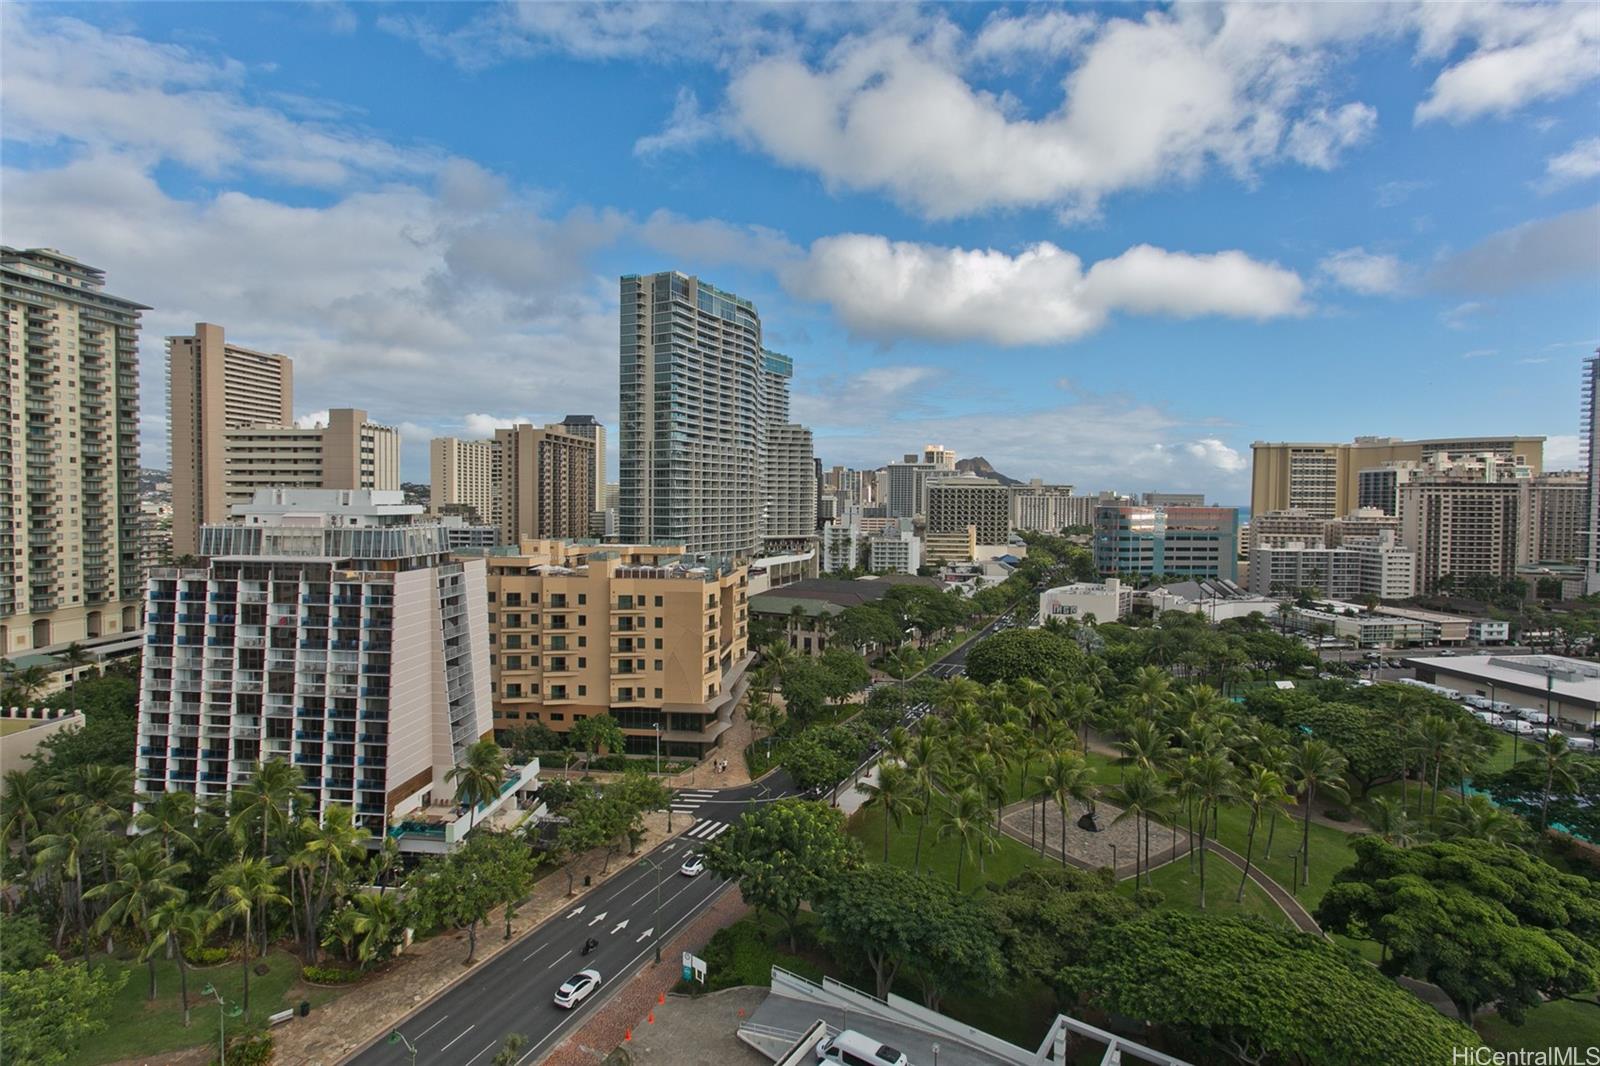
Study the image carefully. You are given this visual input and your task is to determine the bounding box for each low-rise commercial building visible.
[748,575,944,656]
[1404,653,1599,731]
[1281,602,1429,648]
[479,540,751,758]
[923,526,978,565]
[1038,578,1131,624]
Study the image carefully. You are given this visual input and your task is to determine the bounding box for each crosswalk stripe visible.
[704,823,731,841]
[680,790,715,797]
[687,819,724,839]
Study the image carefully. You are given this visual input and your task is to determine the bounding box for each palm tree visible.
[134,790,197,861]
[1289,739,1348,888]
[1235,766,1289,903]
[289,804,370,964]
[1,768,53,870]
[208,857,289,1012]
[492,1034,530,1066]
[936,787,996,892]
[1439,793,1525,845]
[1514,733,1578,832]
[33,806,108,956]
[1187,753,1238,908]
[1361,795,1421,848]
[85,838,188,999]
[5,664,53,705]
[148,900,208,1026]
[906,734,945,873]
[1107,766,1167,888]
[55,641,95,678]
[1255,743,1293,859]
[323,891,403,967]
[1123,665,1173,721]
[1416,714,1460,816]
[884,646,921,686]
[56,763,134,830]
[1114,718,1169,776]
[448,739,508,832]
[860,762,914,862]
[1041,752,1095,867]
[229,759,301,860]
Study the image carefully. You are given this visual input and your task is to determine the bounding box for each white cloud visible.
[1459,348,1498,360]
[725,11,1385,220]
[1319,248,1405,295]
[1540,136,1600,190]
[1440,301,1490,330]
[1545,434,1581,470]
[781,235,1304,345]
[461,414,526,437]
[1430,205,1600,294]
[1285,104,1378,170]
[1414,2,1600,124]
[635,211,800,272]
[634,87,719,157]
[1,9,438,188]
[969,10,1096,66]
[295,410,331,429]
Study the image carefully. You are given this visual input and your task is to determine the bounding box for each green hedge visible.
[184,945,230,966]
[301,964,362,984]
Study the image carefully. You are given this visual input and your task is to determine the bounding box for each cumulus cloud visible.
[295,410,331,429]
[1430,205,1600,294]
[1545,434,1582,470]
[1413,2,1600,124]
[461,414,526,437]
[634,87,719,157]
[969,10,1096,65]
[2,9,438,188]
[781,235,1304,345]
[1285,104,1377,169]
[1540,137,1600,191]
[1319,248,1405,295]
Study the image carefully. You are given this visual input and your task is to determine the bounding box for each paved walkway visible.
[1000,797,1163,874]
[540,886,754,1065]
[271,811,681,1066]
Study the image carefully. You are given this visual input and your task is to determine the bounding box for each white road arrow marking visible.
[566,905,585,919]
[588,911,608,927]
[611,919,629,935]
[636,927,654,942]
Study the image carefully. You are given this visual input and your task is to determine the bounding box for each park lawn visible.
[1478,998,1600,1053]
[74,947,337,1065]
[1121,853,1287,924]
[1203,803,1359,911]
[848,804,1053,893]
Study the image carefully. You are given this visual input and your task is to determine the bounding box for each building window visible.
[654,596,663,607]
[655,688,662,699]
[578,657,587,668]
[577,685,587,696]
[577,615,586,626]
[654,660,662,670]
[577,593,586,605]
[655,638,663,649]
[655,618,663,629]
[550,712,564,722]
[504,710,520,720]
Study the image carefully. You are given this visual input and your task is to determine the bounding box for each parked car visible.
[1471,711,1505,728]
[1565,736,1596,752]
[1502,719,1537,736]
[1463,695,1492,710]
[680,855,705,877]
[554,969,602,1009]
[1519,710,1552,726]
[816,1030,908,1066]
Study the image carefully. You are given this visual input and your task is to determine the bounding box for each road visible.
[345,609,1028,1065]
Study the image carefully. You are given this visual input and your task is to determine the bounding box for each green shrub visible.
[185,945,231,966]
[211,1033,273,1066]
[301,964,362,984]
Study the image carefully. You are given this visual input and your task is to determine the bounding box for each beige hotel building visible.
[2,247,147,653]
[478,540,751,758]
[168,323,294,556]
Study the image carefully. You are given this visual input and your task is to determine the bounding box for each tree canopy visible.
[1315,836,1600,1023]
[705,799,860,950]
[964,628,1085,686]
[1065,912,1481,1066]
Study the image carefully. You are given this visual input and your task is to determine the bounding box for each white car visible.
[1471,711,1505,728]
[554,969,602,1009]
[680,855,705,877]
[1565,736,1596,752]
[1519,710,1552,726]
[1502,719,1537,736]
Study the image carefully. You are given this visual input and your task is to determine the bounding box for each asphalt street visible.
[343,606,1025,1066]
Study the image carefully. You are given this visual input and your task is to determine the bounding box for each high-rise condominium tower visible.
[2,247,147,653]
[1585,352,1600,590]
[1251,435,1545,519]
[430,437,498,525]
[221,408,399,510]
[168,323,294,556]
[492,424,596,543]
[557,415,607,512]
[136,489,507,845]
[619,272,764,557]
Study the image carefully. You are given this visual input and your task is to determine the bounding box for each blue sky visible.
[4,2,1598,504]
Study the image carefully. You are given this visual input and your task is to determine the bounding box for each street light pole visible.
[202,984,229,1066]
[388,1030,418,1066]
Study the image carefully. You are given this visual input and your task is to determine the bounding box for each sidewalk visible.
[271,810,682,1066]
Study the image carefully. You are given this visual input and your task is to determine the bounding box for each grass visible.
[1478,998,1600,1054]
[680,910,831,995]
[74,947,342,1065]
[1123,851,1289,923]
[847,802,1053,893]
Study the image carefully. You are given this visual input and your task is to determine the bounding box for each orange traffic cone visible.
[625,1028,632,1042]
[658,992,665,1005]
[647,1010,655,1024]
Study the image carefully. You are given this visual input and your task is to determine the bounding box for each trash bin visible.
[584,874,592,887]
